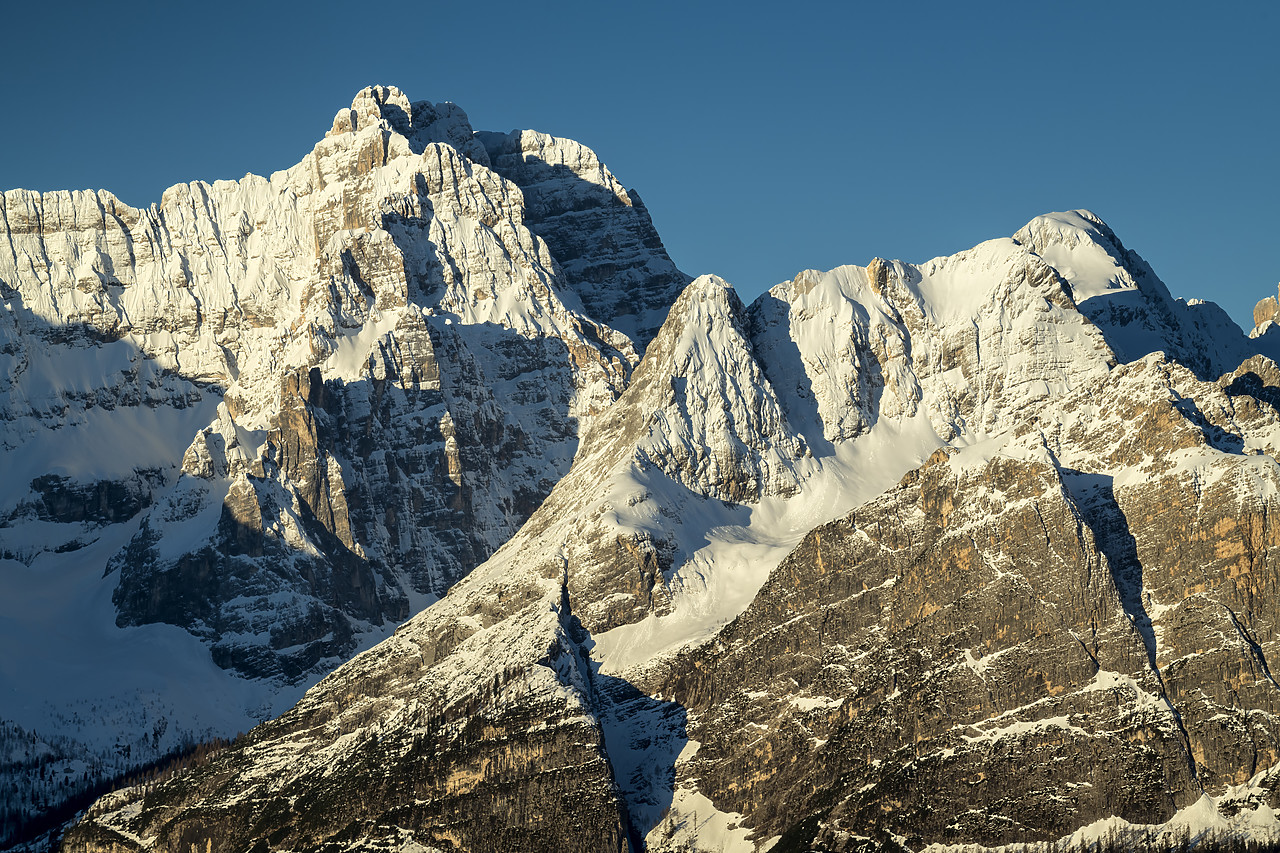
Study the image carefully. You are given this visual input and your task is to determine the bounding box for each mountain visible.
[36,123,1280,853]
[0,85,687,841]
[8,86,1280,852]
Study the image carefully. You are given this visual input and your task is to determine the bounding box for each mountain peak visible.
[326,84,490,165]
[674,273,741,314]
[329,85,414,136]
[24,78,1280,851]
[649,274,748,372]
[1011,208,1264,378]
[618,272,805,503]
[1014,209,1121,256]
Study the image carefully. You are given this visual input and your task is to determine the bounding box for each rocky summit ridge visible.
[5,87,1280,852]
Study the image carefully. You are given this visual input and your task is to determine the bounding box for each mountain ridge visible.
[59,207,1280,850]
[5,86,1280,851]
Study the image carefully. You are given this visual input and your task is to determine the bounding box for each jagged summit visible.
[626,274,805,502]
[327,84,491,165]
[1013,208,1135,302]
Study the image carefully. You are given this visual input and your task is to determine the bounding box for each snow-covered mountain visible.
[7,87,1280,852]
[0,85,687,840]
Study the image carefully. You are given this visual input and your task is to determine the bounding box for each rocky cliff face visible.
[55,196,1280,853]
[1251,283,1280,348]
[0,85,688,839]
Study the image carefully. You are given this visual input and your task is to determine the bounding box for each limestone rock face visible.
[665,452,1185,847]
[479,129,691,346]
[444,273,809,638]
[0,85,688,836]
[1252,284,1280,337]
[749,239,1114,449]
[661,442,1280,847]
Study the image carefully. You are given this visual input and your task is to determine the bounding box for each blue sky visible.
[2,1,1275,329]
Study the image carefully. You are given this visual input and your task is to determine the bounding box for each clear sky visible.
[2,0,1275,329]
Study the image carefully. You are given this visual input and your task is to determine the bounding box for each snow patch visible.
[646,787,773,853]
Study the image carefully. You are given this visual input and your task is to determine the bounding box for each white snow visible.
[592,413,943,674]
[789,695,844,712]
[326,305,407,379]
[1020,211,1133,304]
[960,714,1087,745]
[0,523,308,771]
[647,787,773,853]
[912,238,1027,323]
[961,644,1019,678]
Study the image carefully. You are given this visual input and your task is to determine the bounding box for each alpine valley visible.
[5,86,1280,852]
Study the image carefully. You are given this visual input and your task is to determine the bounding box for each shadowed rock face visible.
[27,471,162,526]
[478,129,691,348]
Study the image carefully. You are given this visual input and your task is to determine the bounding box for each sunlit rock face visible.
[0,86,686,677]
[663,367,1280,848]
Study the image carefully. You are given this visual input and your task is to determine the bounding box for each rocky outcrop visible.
[27,470,162,526]
[1252,284,1280,337]
[479,129,690,346]
[416,273,810,638]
